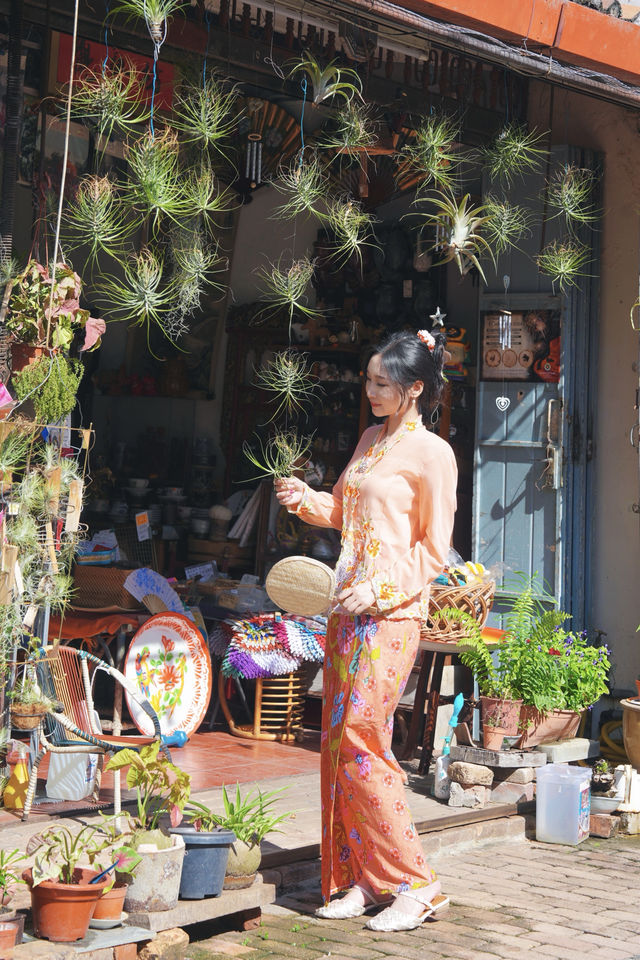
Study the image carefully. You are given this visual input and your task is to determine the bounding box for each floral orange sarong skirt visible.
[320,613,437,902]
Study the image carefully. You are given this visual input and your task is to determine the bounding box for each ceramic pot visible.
[517,707,582,749]
[92,882,127,921]
[621,698,640,768]
[482,726,505,751]
[223,839,261,890]
[122,834,185,913]
[169,826,235,899]
[23,867,110,942]
[0,920,17,959]
[10,343,56,374]
[479,696,522,736]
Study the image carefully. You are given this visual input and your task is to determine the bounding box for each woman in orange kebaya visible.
[275,329,457,932]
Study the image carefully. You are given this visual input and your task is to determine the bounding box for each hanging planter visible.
[10,343,56,375]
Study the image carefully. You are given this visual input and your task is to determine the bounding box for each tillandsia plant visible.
[242,430,312,481]
[171,74,238,151]
[254,349,319,421]
[536,238,591,291]
[98,247,174,332]
[482,195,534,257]
[418,191,492,280]
[546,164,598,228]
[183,164,235,225]
[256,257,319,327]
[185,784,291,845]
[0,426,34,480]
[69,62,149,145]
[125,129,187,229]
[110,0,187,41]
[65,176,137,267]
[321,101,378,157]
[481,121,548,186]
[401,114,463,192]
[273,154,327,221]
[289,53,363,105]
[325,198,377,267]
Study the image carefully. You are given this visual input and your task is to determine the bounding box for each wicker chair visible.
[24,645,167,821]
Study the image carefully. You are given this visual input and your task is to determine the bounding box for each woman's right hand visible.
[274,476,305,510]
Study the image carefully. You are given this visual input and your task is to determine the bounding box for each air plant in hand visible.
[536,238,591,291]
[69,63,148,145]
[65,176,137,266]
[255,350,319,421]
[417,191,492,280]
[289,53,362,105]
[325,198,376,267]
[546,164,597,228]
[482,195,534,257]
[243,430,312,480]
[481,122,548,186]
[172,75,239,151]
[256,257,319,326]
[273,154,327,221]
[401,114,463,192]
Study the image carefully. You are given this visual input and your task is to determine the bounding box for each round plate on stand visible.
[124,613,212,737]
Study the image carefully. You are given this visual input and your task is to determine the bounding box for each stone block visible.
[490,780,535,804]
[13,944,74,960]
[492,767,536,784]
[115,945,139,960]
[450,744,546,767]
[534,738,600,762]
[589,813,620,838]
[138,928,189,960]
[619,809,640,834]
[448,782,489,808]
[449,761,494,786]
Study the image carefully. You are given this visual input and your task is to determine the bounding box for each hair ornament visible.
[417,329,436,351]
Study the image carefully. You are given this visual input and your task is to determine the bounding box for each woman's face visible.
[365,354,405,418]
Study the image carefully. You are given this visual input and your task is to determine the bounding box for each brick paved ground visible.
[186,834,640,960]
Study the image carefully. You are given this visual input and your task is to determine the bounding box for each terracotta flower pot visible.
[482,725,505,751]
[517,706,582,749]
[23,867,110,942]
[0,919,17,959]
[92,882,127,922]
[479,696,522,736]
[10,343,55,374]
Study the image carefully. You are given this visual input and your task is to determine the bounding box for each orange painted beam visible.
[392,0,563,47]
[553,2,640,85]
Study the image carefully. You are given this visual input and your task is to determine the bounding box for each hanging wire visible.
[298,76,308,167]
[202,10,211,88]
[46,0,81,347]
[143,0,168,140]
[264,0,285,79]
[102,0,110,76]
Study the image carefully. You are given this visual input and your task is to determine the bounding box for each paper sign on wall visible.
[135,511,151,542]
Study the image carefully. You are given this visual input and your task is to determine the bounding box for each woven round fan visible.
[265,556,335,617]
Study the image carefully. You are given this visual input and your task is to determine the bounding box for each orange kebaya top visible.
[292,417,457,619]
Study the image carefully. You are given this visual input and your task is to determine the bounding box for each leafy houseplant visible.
[0,849,26,911]
[10,667,53,731]
[12,354,84,426]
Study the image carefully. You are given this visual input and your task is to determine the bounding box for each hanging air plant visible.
[183,165,235,225]
[482,195,534,257]
[325,199,376,267]
[65,176,137,265]
[243,430,312,480]
[254,350,319,421]
[172,233,227,309]
[110,0,186,42]
[418,191,492,280]
[256,257,319,325]
[289,53,362,105]
[401,114,463,192]
[536,238,591,291]
[322,101,378,157]
[172,75,239,151]
[482,122,548,186]
[98,247,174,332]
[546,164,597,227]
[69,63,148,144]
[125,129,187,228]
[273,155,327,220]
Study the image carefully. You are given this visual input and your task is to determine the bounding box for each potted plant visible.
[0,849,26,949]
[104,741,191,912]
[9,667,53,732]
[186,784,291,890]
[23,824,112,941]
[591,759,614,793]
[169,802,236,900]
[481,715,506,752]
[83,819,141,926]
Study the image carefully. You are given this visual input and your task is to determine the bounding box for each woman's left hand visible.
[337,581,376,615]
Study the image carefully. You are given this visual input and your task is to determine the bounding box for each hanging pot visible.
[10,343,55,375]
[479,696,522,736]
[169,826,235,899]
[10,701,49,731]
[23,867,110,942]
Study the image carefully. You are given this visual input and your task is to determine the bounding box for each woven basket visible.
[421,577,496,644]
[265,556,335,617]
[10,701,48,731]
[72,565,144,610]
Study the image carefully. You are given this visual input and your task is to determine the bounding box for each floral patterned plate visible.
[124,613,212,738]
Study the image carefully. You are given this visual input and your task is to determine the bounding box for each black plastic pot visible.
[169,826,236,899]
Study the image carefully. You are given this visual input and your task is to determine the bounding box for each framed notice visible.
[480,309,561,383]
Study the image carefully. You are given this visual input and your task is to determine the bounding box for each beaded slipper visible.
[315,888,393,920]
[364,894,450,931]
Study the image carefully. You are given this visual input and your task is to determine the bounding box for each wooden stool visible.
[218,669,306,741]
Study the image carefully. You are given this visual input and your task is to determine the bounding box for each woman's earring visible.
[431,405,440,427]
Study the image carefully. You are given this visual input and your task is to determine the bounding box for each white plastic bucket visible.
[45,710,100,801]
[536,763,591,845]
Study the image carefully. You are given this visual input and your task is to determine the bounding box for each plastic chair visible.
[23,645,168,821]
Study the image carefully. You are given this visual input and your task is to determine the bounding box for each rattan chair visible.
[24,645,167,821]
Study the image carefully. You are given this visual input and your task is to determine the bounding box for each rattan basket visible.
[10,701,48,731]
[72,565,144,610]
[421,577,496,644]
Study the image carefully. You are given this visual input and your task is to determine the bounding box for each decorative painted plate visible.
[124,613,212,738]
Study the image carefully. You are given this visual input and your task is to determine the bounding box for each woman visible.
[275,329,457,933]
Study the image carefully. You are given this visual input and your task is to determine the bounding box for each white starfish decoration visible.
[429,306,446,327]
